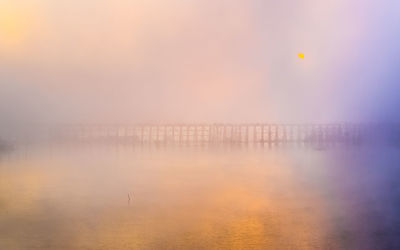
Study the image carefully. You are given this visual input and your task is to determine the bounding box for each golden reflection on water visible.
[0,147,335,249]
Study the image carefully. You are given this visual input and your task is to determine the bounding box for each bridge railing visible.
[48,123,392,146]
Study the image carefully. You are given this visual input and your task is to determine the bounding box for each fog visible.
[1,2,400,248]
[1,0,400,130]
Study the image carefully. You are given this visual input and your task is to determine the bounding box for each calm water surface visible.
[1,146,400,249]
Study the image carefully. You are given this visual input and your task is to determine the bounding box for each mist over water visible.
[1,145,400,249]
[1,0,400,249]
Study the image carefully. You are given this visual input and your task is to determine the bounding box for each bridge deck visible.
[53,123,369,146]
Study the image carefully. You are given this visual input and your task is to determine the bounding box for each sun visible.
[297,52,305,59]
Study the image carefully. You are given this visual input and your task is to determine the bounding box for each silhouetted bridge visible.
[50,123,389,146]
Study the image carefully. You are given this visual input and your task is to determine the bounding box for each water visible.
[1,145,400,249]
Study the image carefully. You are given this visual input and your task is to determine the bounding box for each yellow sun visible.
[297,52,305,59]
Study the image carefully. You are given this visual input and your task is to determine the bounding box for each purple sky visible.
[1,0,400,124]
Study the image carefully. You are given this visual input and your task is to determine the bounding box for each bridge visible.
[51,123,375,146]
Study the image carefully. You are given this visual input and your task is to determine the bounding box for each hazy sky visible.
[1,0,400,124]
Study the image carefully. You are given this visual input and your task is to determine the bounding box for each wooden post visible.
[245,125,249,145]
[179,125,182,146]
